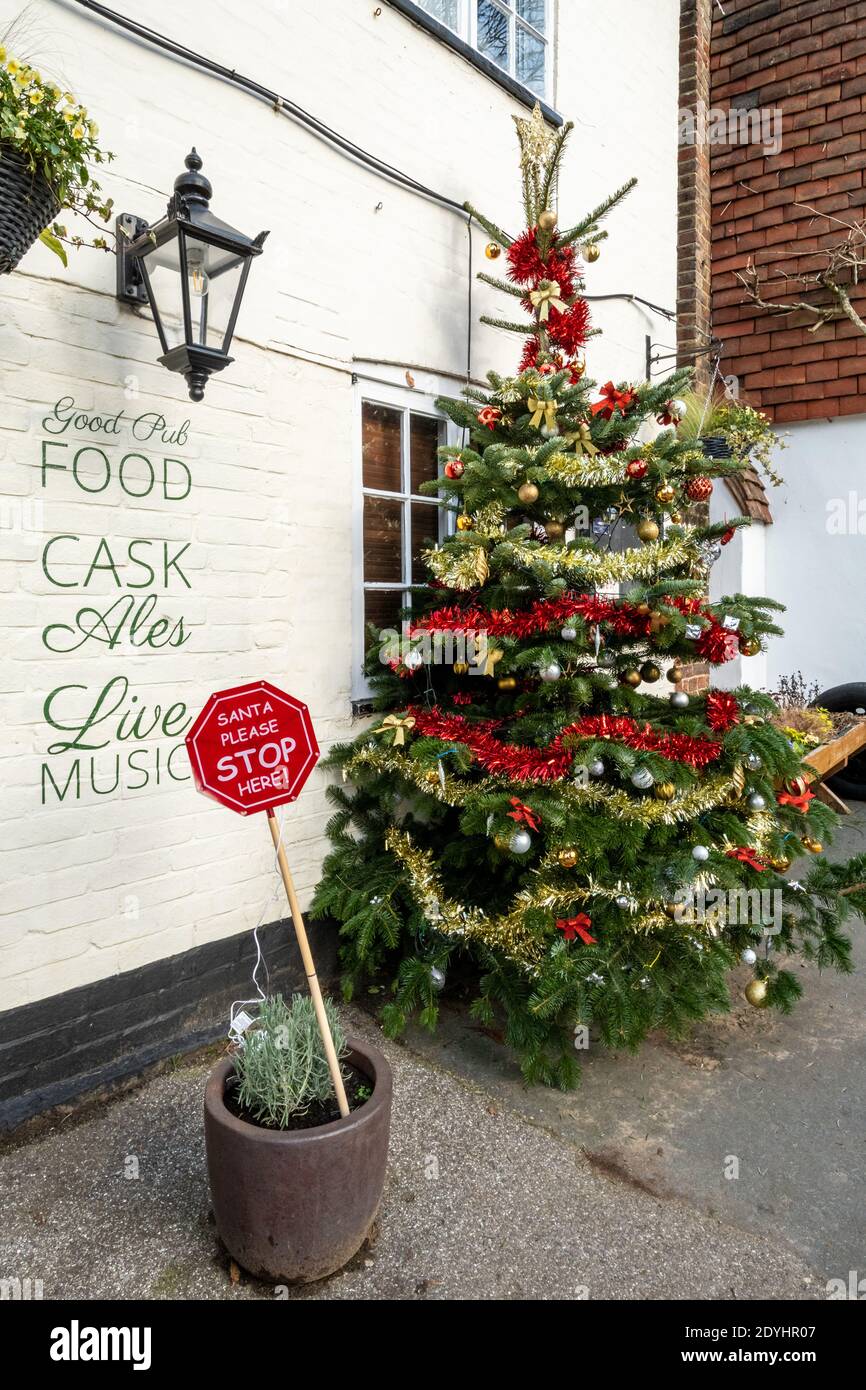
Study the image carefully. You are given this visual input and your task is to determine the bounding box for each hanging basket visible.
[700,434,732,460]
[0,145,60,275]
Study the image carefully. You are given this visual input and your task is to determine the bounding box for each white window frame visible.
[417,0,551,100]
[352,378,459,702]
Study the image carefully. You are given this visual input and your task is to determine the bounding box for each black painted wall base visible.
[0,917,338,1134]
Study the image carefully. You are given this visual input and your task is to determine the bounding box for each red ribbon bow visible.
[777,787,816,814]
[507,796,542,831]
[726,847,769,872]
[556,913,596,944]
[590,382,636,420]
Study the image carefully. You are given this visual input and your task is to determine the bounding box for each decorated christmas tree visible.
[313,108,866,1087]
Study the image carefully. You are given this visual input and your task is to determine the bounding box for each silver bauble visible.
[741,948,757,966]
[429,965,447,991]
[540,662,562,682]
[509,828,532,854]
[615,894,631,909]
[671,398,687,418]
[746,752,762,771]
[691,845,710,862]
[561,626,577,641]
[747,792,766,811]
[670,691,689,708]
[631,766,655,790]
[588,759,605,778]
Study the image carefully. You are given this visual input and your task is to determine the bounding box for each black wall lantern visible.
[116,150,268,401]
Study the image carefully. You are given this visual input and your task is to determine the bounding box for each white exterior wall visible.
[763,416,866,695]
[0,0,680,1010]
[709,485,769,692]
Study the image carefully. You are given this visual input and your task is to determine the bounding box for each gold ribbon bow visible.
[375,714,416,747]
[565,420,598,457]
[527,396,559,432]
[528,279,567,321]
[474,644,504,677]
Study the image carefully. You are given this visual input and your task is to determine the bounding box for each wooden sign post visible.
[186,680,349,1117]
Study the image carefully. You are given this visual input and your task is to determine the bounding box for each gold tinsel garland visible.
[544,447,707,488]
[385,830,736,971]
[424,530,704,591]
[345,743,759,825]
[385,827,546,968]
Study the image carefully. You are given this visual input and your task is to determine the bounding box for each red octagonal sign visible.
[185,680,320,816]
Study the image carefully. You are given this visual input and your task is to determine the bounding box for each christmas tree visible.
[313,108,866,1087]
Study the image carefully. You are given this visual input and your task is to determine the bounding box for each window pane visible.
[517,24,546,94]
[365,589,405,636]
[411,501,441,582]
[362,403,402,492]
[363,495,404,583]
[410,414,441,494]
[518,0,545,33]
[417,0,460,30]
[477,1,509,69]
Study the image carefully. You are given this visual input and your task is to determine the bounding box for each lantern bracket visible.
[115,213,150,306]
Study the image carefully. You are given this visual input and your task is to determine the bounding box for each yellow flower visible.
[88,120,99,138]
[0,47,6,63]
[15,68,31,85]
[29,89,44,105]
[7,58,20,75]
[62,108,75,123]
[47,83,61,101]
[72,123,85,139]
[63,91,74,103]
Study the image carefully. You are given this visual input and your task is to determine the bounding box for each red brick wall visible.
[711,0,866,423]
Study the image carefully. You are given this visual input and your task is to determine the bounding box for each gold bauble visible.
[803,837,823,854]
[620,669,642,688]
[537,208,557,233]
[745,978,769,1008]
[498,676,517,690]
[424,769,440,784]
[517,481,539,505]
[493,833,511,851]
[663,901,680,919]
[557,847,579,869]
[545,520,565,540]
[654,782,676,801]
[484,242,502,260]
[740,636,761,656]
[584,243,601,262]
[655,483,676,506]
[769,855,791,872]
[635,601,651,616]
[636,519,660,543]
[456,514,474,531]
[667,665,684,684]
[639,661,661,683]
[670,511,684,524]
[453,661,469,675]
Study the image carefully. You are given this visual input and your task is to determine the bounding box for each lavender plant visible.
[232,995,348,1128]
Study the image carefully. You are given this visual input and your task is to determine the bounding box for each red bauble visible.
[685,476,714,502]
[626,459,648,480]
[444,459,465,480]
[720,526,735,545]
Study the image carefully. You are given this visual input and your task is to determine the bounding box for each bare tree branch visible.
[736,206,866,338]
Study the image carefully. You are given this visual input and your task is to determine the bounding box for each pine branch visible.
[557,178,639,247]
[464,201,514,248]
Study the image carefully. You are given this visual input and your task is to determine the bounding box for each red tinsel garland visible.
[705,690,740,732]
[411,593,739,665]
[407,706,722,781]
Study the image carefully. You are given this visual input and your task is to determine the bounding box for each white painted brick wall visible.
[0,0,679,1010]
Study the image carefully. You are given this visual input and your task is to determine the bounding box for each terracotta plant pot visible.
[204,1036,392,1283]
[0,146,60,275]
